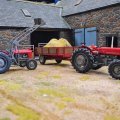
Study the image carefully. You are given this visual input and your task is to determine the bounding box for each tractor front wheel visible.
[109,61,120,80]
[26,59,37,70]
[71,48,94,73]
[0,52,11,74]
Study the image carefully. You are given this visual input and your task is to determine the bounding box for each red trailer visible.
[36,43,78,64]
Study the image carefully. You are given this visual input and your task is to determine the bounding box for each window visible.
[26,0,60,3]
[54,0,60,3]
[106,36,118,47]
[21,9,31,17]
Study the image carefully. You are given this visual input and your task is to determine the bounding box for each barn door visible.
[54,0,59,3]
[85,27,97,46]
[75,29,84,46]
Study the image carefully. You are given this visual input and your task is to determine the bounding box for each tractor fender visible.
[0,50,10,55]
[78,45,94,54]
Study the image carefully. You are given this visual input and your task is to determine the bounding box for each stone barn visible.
[0,0,120,50]
[0,0,72,52]
[62,0,120,47]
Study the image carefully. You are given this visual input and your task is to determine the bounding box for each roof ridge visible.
[62,0,120,16]
[14,0,63,8]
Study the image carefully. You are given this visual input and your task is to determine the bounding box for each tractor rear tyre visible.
[39,55,46,65]
[109,61,120,80]
[92,64,102,70]
[26,59,37,70]
[71,48,94,73]
[55,59,62,64]
[0,52,11,74]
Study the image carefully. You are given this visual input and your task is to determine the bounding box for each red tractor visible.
[71,45,120,79]
[0,18,45,74]
[0,46,37,74]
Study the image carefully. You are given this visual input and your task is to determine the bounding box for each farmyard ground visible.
[0,60,120,120]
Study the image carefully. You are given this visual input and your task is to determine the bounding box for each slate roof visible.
[0,0,69,29]
[61,0,120,16]
[0,0,120,28]
[58,0,76,7]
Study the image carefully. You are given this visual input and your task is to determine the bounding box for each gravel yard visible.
[0,60,120,120]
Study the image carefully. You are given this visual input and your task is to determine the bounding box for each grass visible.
[62,97,75,103]
[64,110,73,115]
[0,89,43,120]
[104,114,120,120]
[0,90,59,120]
[79,75,90,81]
[7,104,42,120]
[71,102,102,113]
[100,97,120,120]
[38,88,65,98]
[36,75,44,80]
[52,75,61,79]
[38,88,76,111]
[100,97,116,110]
[55,102,67,110]
[0,80,22,91]
[38,87,75,100]
[7,83,22,91]
[40,82,54,86]
[0,80,8,85]
[0,118,11,120]
[37,72,50,80]
[39,72,50,76]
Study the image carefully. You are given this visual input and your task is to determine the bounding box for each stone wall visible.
[0,28,73,50]
[64,5,120,47]
[0,28,30,50]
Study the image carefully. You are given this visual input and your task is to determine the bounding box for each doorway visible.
[74,27,97,46]
[106,36,118,47]
[31,30,60,47]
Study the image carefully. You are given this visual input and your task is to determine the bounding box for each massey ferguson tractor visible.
[71,45,120,80]
[0,18,44,74]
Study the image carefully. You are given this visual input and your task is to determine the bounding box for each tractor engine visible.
[14,53,28,60]
[13,49,33,67]
[94,54,118,66]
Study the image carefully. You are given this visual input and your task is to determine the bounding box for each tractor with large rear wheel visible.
[0,18,45,74]
[71,45,120,79]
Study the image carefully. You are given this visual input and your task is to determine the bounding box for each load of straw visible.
[44,38,71,47]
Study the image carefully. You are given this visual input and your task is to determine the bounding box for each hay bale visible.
[44,38,71,47]
[44,38,58,47]
[59,38,71,47]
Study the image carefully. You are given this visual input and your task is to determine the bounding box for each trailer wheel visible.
[109,61,120,80]
[39,55,46,65]
[92,65,102,70]
[19,61,26,67]
[71,48,93,73]
[55,59,62,64]
[26,59,37,70]
[0,52,11,74]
